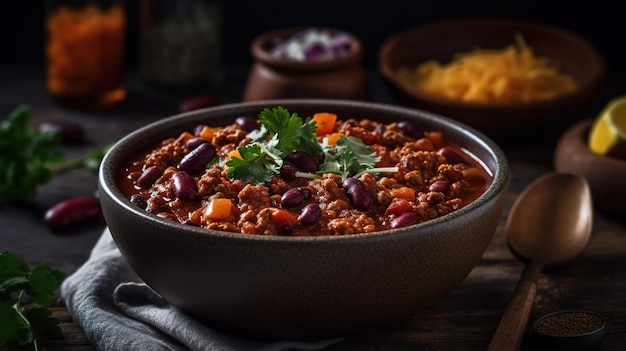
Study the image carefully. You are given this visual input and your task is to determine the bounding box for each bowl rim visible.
[250,26,364,70]
[99,99,509,243]
[378,16,607,110]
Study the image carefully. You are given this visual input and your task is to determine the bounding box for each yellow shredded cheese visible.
[396,34,579,103]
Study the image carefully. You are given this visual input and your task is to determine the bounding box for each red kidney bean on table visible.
[44,196,102,229]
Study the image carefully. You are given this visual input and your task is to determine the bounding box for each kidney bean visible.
[300,188,312,200]
[177,143,216,174]
[172,171,197,202]
[298,203,321,225]
[178,94,220,113]
[438,147,466,164]
[281,188,305,208]
[397,121,421,139]
[185,137,210,150]
[390,212,419,229]
[235,116,259,132]
[44,196,101,229]
[38,120,86,143]
[280,164,297,181]
[342,178,371,211]
[285,151,318,172]
[429,179,450,193]
[136,166,162,189]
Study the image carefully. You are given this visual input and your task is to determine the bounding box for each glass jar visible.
[138,0,223,90]
[45,0,127,110]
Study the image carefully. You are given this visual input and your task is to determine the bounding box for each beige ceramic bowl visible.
[242,27,369,102]
[98,99,509,340]
[379,18,606,142]
[554,119,626,215]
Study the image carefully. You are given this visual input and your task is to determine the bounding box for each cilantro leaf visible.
[226,107,322,184]
[0,252,66,350]
[319,136,381,180]
[257,107,322,155]
[0,105,110,204]
[226,143,281,184]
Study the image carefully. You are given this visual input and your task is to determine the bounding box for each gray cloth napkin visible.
[60,228,343,351]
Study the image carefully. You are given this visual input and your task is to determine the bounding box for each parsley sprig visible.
[225,106,393,184]
[0,252,66,351]
[0,105,110,204]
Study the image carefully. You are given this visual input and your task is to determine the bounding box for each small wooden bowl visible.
[554,119,626,216]
[379,18,606,142]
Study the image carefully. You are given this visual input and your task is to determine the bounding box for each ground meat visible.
[118,114,491,236]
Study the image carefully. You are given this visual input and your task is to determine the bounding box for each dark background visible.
[1,0,625,74]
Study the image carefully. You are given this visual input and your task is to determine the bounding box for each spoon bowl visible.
[488,172,593,350]
[507,172,593,268]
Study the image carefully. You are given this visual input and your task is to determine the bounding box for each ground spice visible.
[535,311,605,336]
[46,3,126,109]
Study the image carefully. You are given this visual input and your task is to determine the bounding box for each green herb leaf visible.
[256,107,322,155]
[319,136,381,180]
[226,107,322,184]
[0,105,63,203]
[0,105,111,203]
[0,252,66,350]
[226,143,281,184]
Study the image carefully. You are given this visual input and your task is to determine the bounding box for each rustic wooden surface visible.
[2,66,626,350]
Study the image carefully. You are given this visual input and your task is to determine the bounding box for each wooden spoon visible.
[487,172,593,351]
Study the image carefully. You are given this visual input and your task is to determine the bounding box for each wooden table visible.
[2,66,625,350]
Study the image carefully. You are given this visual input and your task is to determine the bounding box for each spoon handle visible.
[487,260,542,351]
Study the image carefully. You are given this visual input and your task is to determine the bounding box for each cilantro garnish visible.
[319,135,381,180]
[0,251,66,350]
[225,106,395,184]
[0,105,110,204]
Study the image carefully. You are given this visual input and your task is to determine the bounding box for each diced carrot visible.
[204,198,232,220]
[270,208,298,229]
[325,132,341,146]
[390,187,416,201]
[385,198,412,216]
[463,167,486,184]
[227,149,242,160]
[198,126,220,139]
[312,112,337,136]
[426,131,444,148]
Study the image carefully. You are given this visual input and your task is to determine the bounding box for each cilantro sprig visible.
[225,106,395,184]
[0,105,110,204]
[0,252,66,351]
[319,135,381,180]
[226,107,322,183]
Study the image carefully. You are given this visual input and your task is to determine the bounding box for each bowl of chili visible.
[98,99,509,340]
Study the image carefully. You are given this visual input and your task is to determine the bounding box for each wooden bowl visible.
[554,119,626,216]
[99,99,509,340]
[379,18,606,142]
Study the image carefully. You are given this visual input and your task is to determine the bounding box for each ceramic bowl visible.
[242,27,369,101]
[378,18,606,142]
[533,310,606,350]
[98,99,509,340]
[554,119,626,216]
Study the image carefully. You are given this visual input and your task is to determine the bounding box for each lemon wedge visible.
[588,95,626,159]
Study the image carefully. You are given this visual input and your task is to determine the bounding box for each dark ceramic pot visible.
[99,99,509,340]
[242,27,369,101]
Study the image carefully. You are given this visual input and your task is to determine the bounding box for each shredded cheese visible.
[396,34,579,103]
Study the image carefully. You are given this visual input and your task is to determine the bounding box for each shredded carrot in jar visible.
[46,4,125,99]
